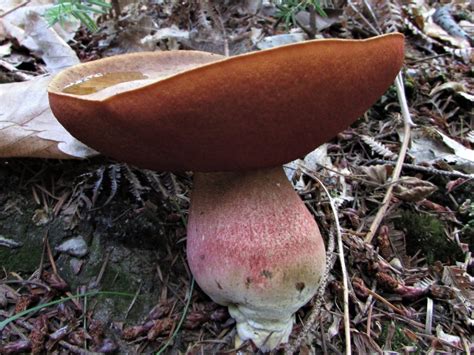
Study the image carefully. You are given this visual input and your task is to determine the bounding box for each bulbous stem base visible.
[187,167,326,351]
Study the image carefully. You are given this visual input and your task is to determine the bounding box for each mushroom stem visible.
[187,167,326,351]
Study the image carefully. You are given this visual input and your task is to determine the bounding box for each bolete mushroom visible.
[48,34,404,351]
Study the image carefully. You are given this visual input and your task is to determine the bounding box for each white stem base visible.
[229,304,293,352]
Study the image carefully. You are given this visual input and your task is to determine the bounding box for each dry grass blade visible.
[287,167,351,355]
[0,0,31,18]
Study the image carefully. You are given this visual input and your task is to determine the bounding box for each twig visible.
[207,2,229,56]
[415,333,464,351]
[214,328,237,352]
[365,72,413,243]
[287,168,351,355]
[424,297,433,334]
[319,317,327,353]
[0,280,51,292]
[0,236,22,248]
[395,74,415,126]
[89,251,110,289]
[316,177,351,355]
[354,281,376,324]
[0,0,31,18]
[362,0,381,34]
[365,289,406,316]
[44,237,82,310]
[286,217,336,353]
[44,237,58,275]
[379,309,425,329]
[58,340,101,355]
[308,5,316,39]
[346,0,379,35]
[124,282,142,319]
[155,278,194,355]
[365,159,473,179]
[366,303,373,338]
[215,10,229,57]
[406,53,450,65]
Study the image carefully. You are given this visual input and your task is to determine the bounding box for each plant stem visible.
[308,5,317,39]
[365,72,413,243]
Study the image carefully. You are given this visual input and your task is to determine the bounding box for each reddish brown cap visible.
[48,33,404,172]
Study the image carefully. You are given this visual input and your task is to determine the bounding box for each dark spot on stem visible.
[245,277,252,288]
[216,280,223,290]
[295,282,305,292]
[199,254,205,260]
[261,270,273,279]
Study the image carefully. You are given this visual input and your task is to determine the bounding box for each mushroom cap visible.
[48,34,404,172]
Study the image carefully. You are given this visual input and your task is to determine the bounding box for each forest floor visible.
[0,0,473,354]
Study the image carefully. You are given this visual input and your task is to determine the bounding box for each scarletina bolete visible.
[48,33,404,351]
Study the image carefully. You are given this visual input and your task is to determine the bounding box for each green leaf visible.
[43,0,111,32]
[87,0,112,9]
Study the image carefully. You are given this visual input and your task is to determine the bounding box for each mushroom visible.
[48,34,404,351]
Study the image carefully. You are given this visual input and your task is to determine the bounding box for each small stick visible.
[43,235,57,274]
[362,0,382,34]
[407,53,450,65]
[286,223,336,353]
[124,282,142,319]
[319,317,327,354]
[366,159,473,179]
[365,289,406,316]
[44,237,82,310]
[365,73,413,243]
[366,303,373,338]
[95,251,110,286]
[346,0,379,35]
[287,168,351,354]
[0,59,34,81]
[0,280,51,292]
[0,0,31,18]
[314,175,351,355]
[58,340,101,355]
[209,3,229,57]
[354,280,376,324]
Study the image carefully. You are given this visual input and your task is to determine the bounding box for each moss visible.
[96,270,150,323]
[403,76,417,99]
[379,321,416,352]
[0,239,43,273]
[396,211,462,264]
[0,197,69,274]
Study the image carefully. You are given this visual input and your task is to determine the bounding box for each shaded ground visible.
[1,1,473,354]
[0,159,231,353]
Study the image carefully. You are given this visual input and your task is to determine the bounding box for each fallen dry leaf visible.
[423,21,471,49]
[295,9,342,32]
[0,0,79,44]
[360,164,392,185]
[401,127,474,174]
[256,31,306,50]
[24,11,79,72]
[0,42,11,56]
[430,81,470,97]
[0,75,97,159]
[141,25,190,51]
[393,176,437,202]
